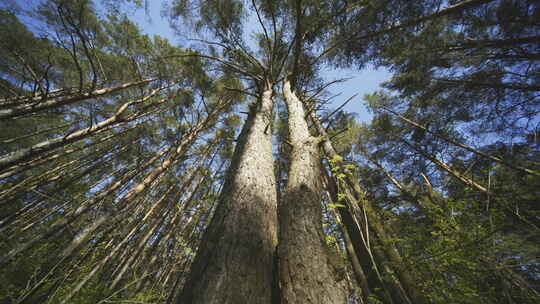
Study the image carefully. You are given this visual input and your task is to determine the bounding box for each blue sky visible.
[127,1,392,123]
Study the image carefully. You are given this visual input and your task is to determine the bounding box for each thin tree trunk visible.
[310,112,429,304]
[321,164,394,302]
[0,137,135,203]
[0,121,143,179]
[111,160,211,291]
[278,79,347,304]
[402,139,488,193]
[0,141,174,266]
[0,85,170,171]
[178,82,279,304]
[383,106,539,176]
[134,167,210,293]
[322,168,372,303]
[0,78,157,119]
[55,110,214,267]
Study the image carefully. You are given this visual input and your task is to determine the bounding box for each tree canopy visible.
[0,0,538,303]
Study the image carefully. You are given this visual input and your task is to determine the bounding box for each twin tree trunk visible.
[179,80,347,303]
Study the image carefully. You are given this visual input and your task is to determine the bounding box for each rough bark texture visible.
[177,84,279,304]
[278,80,347,304]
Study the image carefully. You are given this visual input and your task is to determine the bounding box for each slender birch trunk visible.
[178,82,278,304]
[278,79,347,304]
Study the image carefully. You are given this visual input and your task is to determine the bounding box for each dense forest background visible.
[0,0,539,303]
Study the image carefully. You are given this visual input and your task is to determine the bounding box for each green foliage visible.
[1,1,539,303]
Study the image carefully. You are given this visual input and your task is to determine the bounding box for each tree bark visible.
[178,82,279,304]
[278,79,347,304]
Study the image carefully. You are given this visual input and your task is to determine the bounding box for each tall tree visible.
[178,81,279,303]
[278,79,347,303]
[1,1,539,303]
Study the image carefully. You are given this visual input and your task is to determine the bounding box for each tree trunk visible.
[178,82,279,304]
[0,122,142,180]
[0,106,211,267]
[0,85,169,171]
[310,112,430,304]
[402,139,488,193]
[278,79,347,304]
[322,167,373,303]
[383,106,539,176]
[0,78,157,119]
